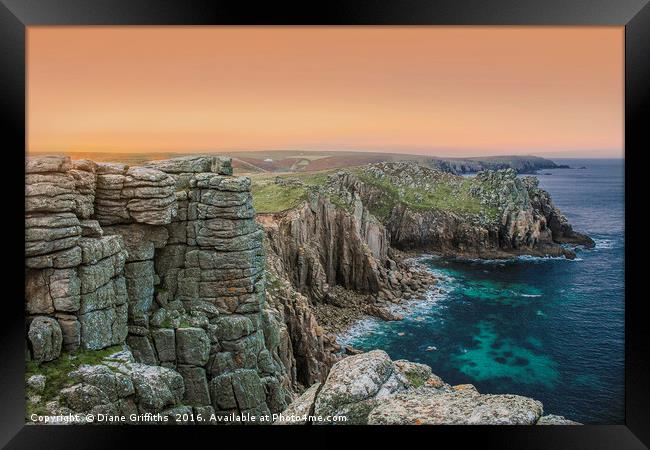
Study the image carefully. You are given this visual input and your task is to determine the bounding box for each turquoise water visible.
[340,159,624,423]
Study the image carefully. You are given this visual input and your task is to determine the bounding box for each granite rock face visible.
[25,155,292,421]
[263,264,339,389]
[278,350,574,425]
[259,190,435,388]
[263,192,390,299]
[94,164,178,226]
[25,156,129,353]
[26,155,82,270]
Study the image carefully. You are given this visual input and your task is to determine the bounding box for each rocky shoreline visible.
[256,161,595,348]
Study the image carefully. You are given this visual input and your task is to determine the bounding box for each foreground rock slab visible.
[367,390,543,425]
[278,350,578,425]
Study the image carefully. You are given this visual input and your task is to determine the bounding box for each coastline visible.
[333,248,592,349]
[332,253,451,347]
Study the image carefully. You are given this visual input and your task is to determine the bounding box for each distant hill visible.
[28,150,569,175]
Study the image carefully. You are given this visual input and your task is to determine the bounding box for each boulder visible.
[26,155,72,173]
[279,351,565,426]
[537,414,581,425]
[394,359,434,388]
[68,364,135,401]
[27,316,63,362]
[60,383,110,412]
[212,315,254,341]
[313,350,408,423]
[127,363,184,412]
[27,374,46,393]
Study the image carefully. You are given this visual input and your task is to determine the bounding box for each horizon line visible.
[26,148,624,159]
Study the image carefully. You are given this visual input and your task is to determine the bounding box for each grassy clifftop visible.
[352,167,499,221]
[250,164,502,221]
[250,171,335,213]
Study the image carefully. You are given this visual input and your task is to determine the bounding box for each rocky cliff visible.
[26,155,293,421]
[425,155,570,175]
[258,187,435,388]
[326,162,593,259]
[250,161,592,394]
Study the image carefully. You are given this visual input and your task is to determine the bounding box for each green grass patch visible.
[327,192,354,213]
[289,170,335,187]
[404,371,427,388]
[355,170,499,220]
[250,170,339,213]
[26,345,123,410]
[251,182,308,213]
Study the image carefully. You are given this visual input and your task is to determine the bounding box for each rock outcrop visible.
[277,350,578,425]
[425,155,569,175]
[25,155,292,421]
[327,162,593,259]
[258,188,435,388]
[261,191,390,299]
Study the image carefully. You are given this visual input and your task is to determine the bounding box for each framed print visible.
[1,0,648,448]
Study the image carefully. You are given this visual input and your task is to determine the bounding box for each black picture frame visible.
[1,0,647,448]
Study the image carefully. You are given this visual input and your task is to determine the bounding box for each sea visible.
[339,159,625,424]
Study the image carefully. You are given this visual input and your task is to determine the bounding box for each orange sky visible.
[27,26,624,157]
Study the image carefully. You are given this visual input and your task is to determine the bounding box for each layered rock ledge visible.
[26,155,292,420]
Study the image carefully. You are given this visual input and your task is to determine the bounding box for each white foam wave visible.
[336,286,450,345]
[516,255,583,263]
[336,317,381,346]
[594,239,616,249]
